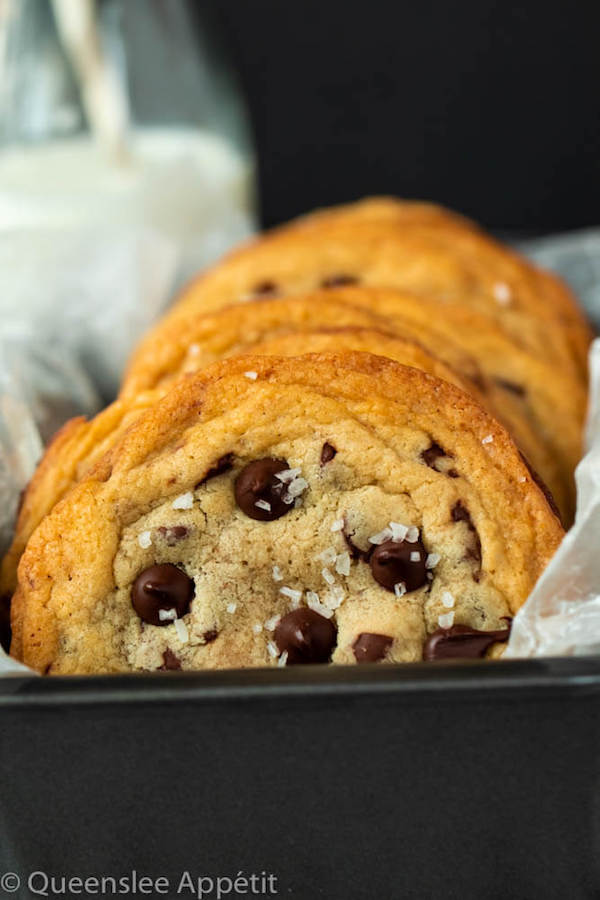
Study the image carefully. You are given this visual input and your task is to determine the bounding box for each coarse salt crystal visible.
[318,547,337,565]
[438,611,455,629]
[324,585,345,610]
[405,526,420,543]
[226,602,237,614]
[253,623,263,635]
[330,518,345,532]
[390,522,409,542]
[272,565,284,582]
[335,552,351,576]
[426,553,441,569]
[275,467,302,483]
[321,567,336,585]
[410,551,421,562]
[518,475,527,483]
[159,608,177,622]
[482,434,494,445]
[255,499,272,511]
[493,282,512,305]
[441,591,455,609]
[368,527,393,545]
[280,586,302,601]
[305,590,320,604]
[265,615,280,632]
[286,476,309,498]
[244,371,258,380]
[172,491,194,510]
[137,530,152,549]
[307,594,334,618]
[174,619,189,643]
[277,650,289,667]
[394,582,407,598]
[267,641,279,658]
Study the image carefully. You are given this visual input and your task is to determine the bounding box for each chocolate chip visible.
[131,564,195,626]
[159,649,182,670]
[451,501,482,579]
[353,632,393,663]
[252,279,278,296]
[274,608,337,664]
[421,442,446,467]
[343,530,366,560]
[234,458,293,521]
[203,629,218,643]
[321,274,359,288]
[157,526,189,546]
[423,622,512,661]
[518,452,562,524]
[494,377,526,397]
[320,442,337,464]
[195,453,234,488]
[369,537,428,593]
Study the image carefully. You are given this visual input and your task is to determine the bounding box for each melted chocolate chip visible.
[423,622,512,661]
[451,501,482,579]
[195,453,234,487]
[234,458,293,521]
[370,537,428,593]
[518,452,562,524]
[353,632,393,663]
[274,608,337,664]
[343,530,366,560]
[494,377,526,397]
[320,442,337,464]
[252,279,278,296]
[421,442,446,467]
[203,629,219,644]
[131,564,195,626]
[159,649,182,671]
[321,274,359,288]
[157,525,189,546]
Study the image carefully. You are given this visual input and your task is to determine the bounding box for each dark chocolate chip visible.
[274,608,337,664]
[320,442,337,464]
[157,525,189,546]
[353,632,393,663]
[203,629,218,644]
[252,279,278,296]
[195,453,234,488]
[423,622,512,661]
[421,441,450,469]
[234,458,294,521]
[321,274,359,288]
[451,501,482,579]
[159,649,182,671]
[494,377,526,397]
[369,537,428,593]
[518,451,562,524]
[343,529,366,560]
[131,564,195,626]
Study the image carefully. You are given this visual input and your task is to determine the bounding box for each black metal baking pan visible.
[1,657,599,900]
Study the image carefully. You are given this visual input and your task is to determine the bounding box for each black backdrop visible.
[210,0,600,231]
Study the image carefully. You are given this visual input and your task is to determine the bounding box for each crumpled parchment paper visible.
[1,226,600,675]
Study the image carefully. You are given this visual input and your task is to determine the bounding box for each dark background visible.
[211,0,600,231]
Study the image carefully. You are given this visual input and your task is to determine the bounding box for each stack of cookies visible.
[6,198,590,674]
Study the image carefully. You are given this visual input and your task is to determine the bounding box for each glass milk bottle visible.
[0,0,257,281]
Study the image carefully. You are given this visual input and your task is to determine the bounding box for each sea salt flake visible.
[438,611,455,629]
[255,499,272,511]
[335,552,351,576]
[307,594,334,618]
[244,371,258,380]
[482,434,494,445]
[275,467,302,483]
[286,476,309,498]
[441,591,455,609]
[265,615,280,632]
[277,650,289,667]
[321,567,336,585]
[188,343,201,356]
[267,641,279,658]
[518,475,527,484]
[253,623,263,635]
[159,608,177,622]
[390,522,409,542]
[137,530,152,549]
[174,619,189,643]
[394,582,407,598]
[426,553,441,569]
[410,551,421,563]
[280,586,302,601]
[272,565,284,582]
[493,282,512,305]
[368,527,393,545]
[405,526,420,543]
[330,518,345,532]
[318,547,337,565]
[324,585,345,610]
[226,602,237,614]
[172,491,194,510]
